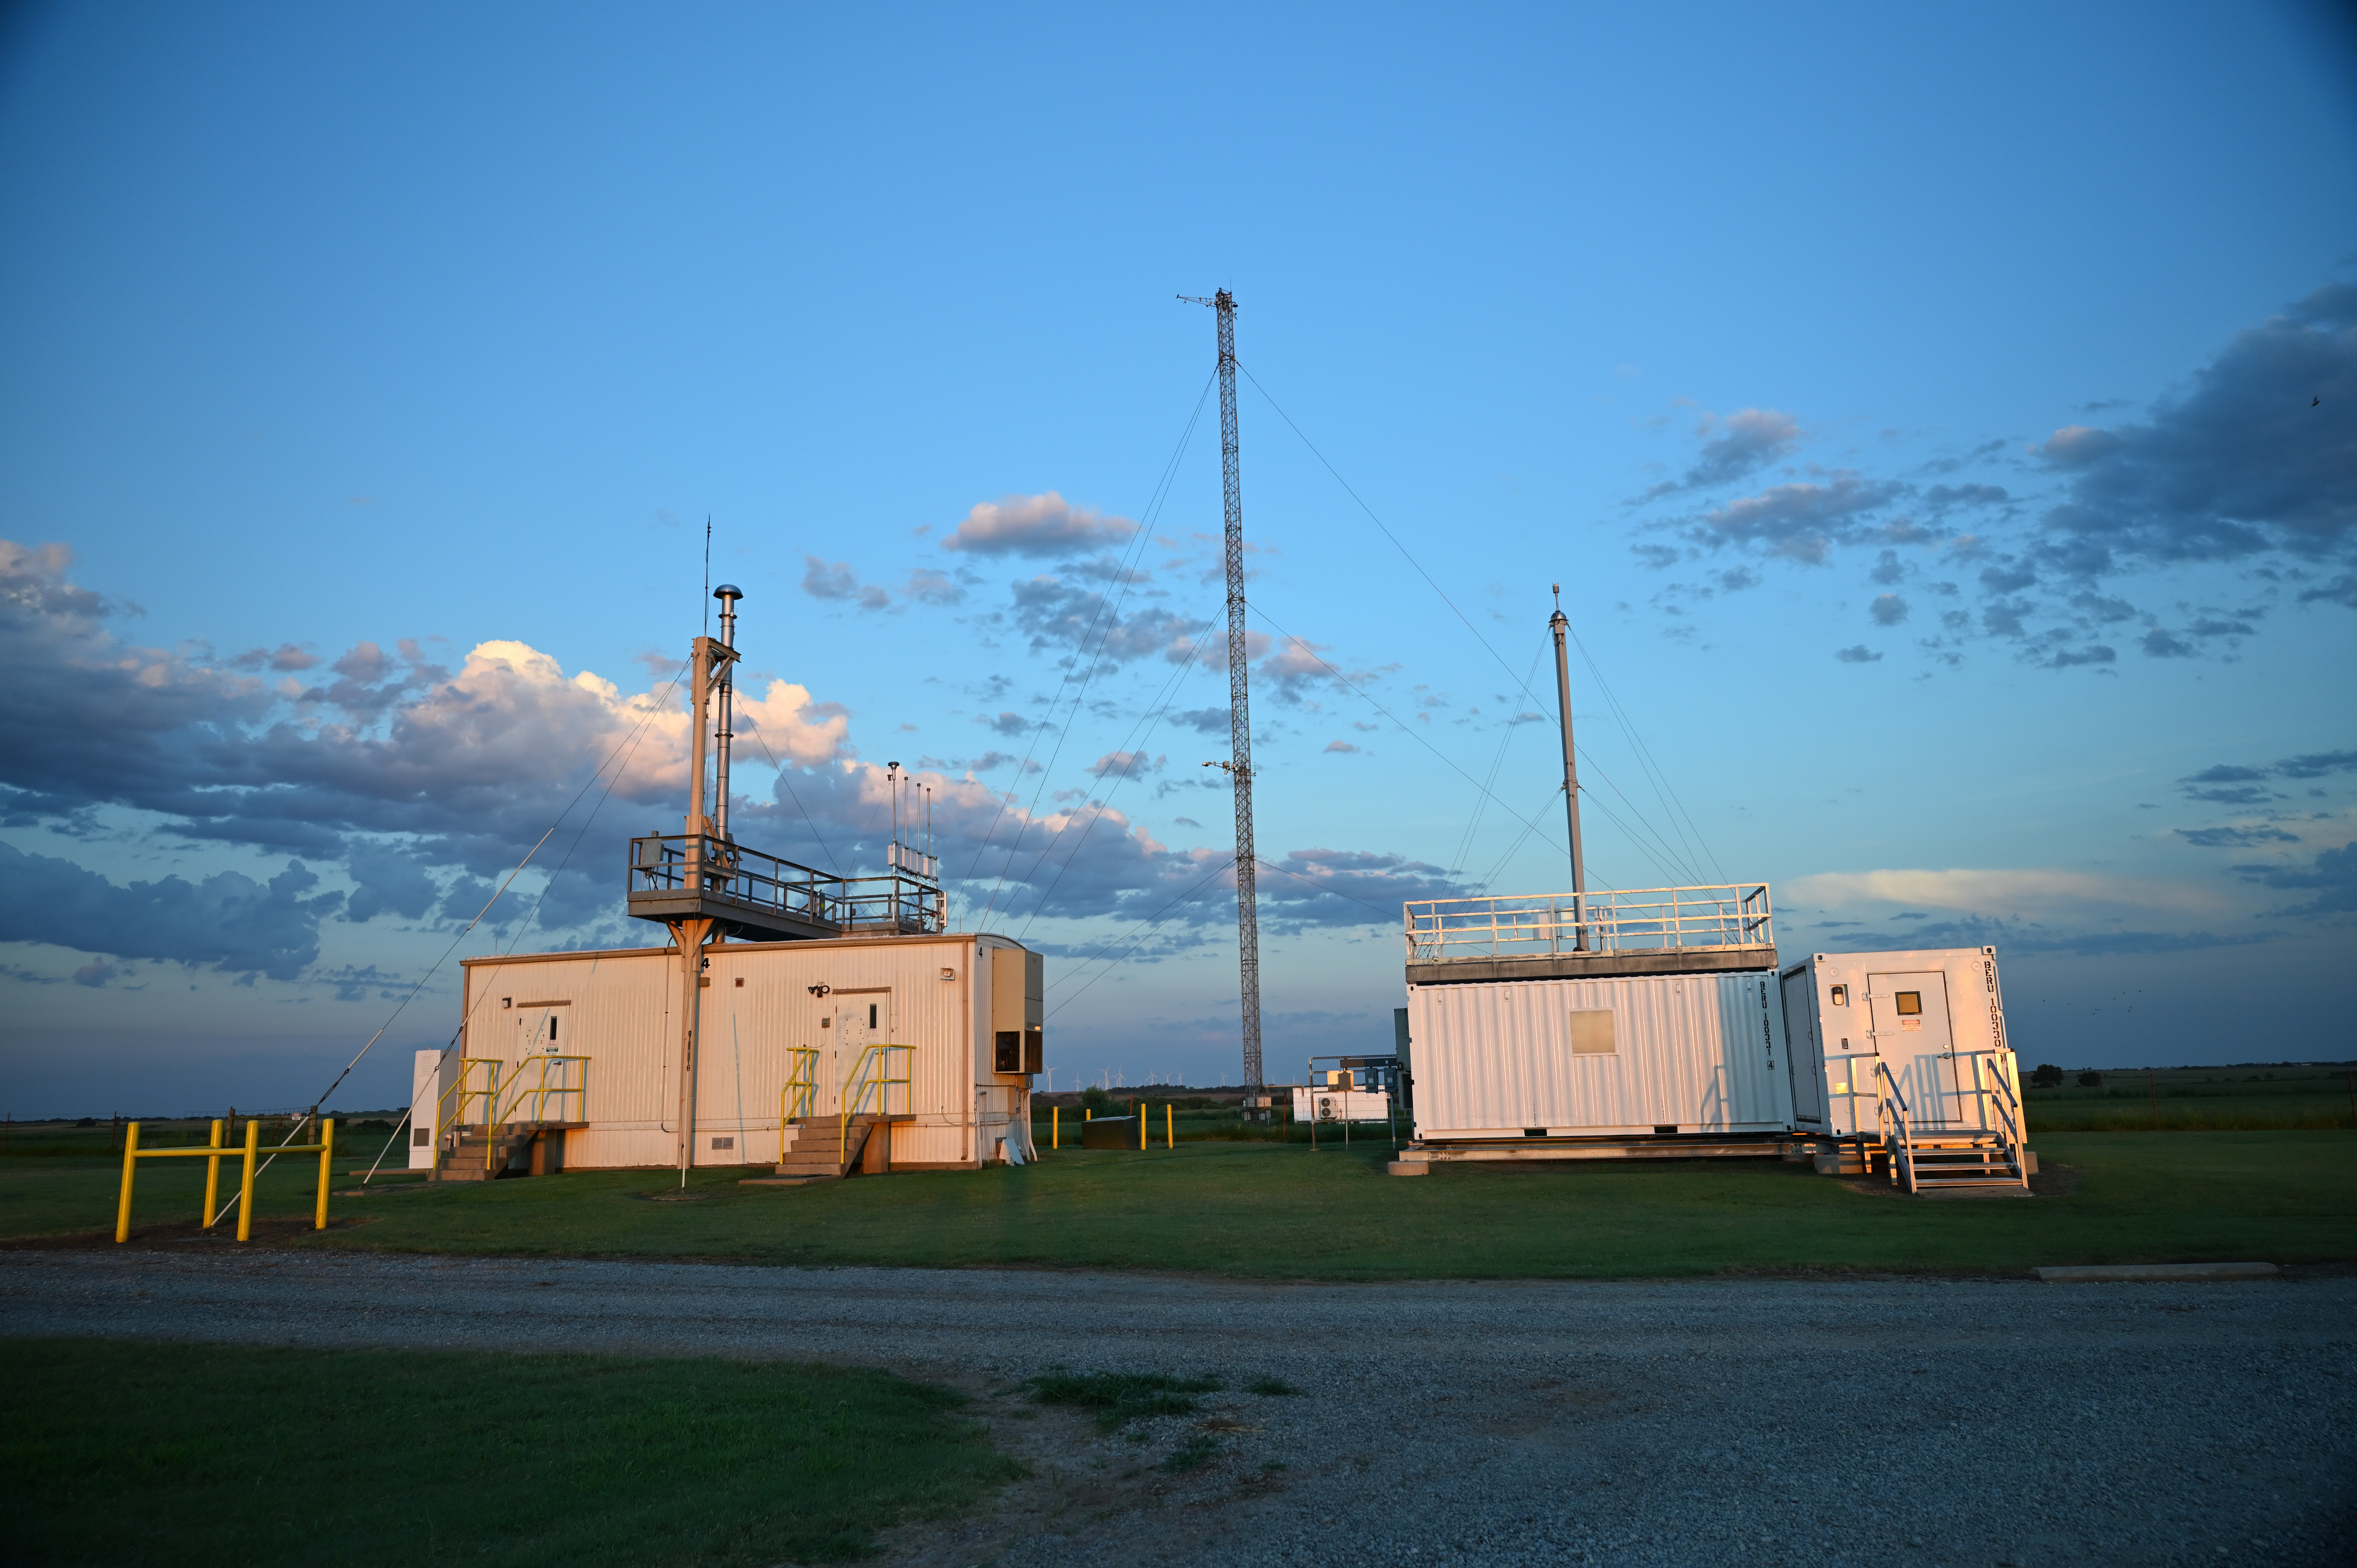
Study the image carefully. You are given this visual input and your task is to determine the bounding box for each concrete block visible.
[1385,1160,1428,1176]
[2035,1261,2279,1283]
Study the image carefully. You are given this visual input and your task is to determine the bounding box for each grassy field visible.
[10,1119,2350,1278]
[0,1337,1021,1566]
[2022,1063,2357,1131]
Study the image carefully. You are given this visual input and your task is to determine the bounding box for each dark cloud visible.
[1006,575,1205,666]
[2035,283,2357,576]
[1869,594,1908,627]
[1168,708,1232,735]
[2174,825,2298,848]
[2179,749,2357,804]
[1688,473,1908,563]
[1641,409,1801,498]
[1834,645,1882,663]
[2234,840,2357,917]
[0,840,338,979]
[903,568,965,606]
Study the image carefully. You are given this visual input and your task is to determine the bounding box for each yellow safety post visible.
[1052,1106,1058,1150]
[315,1118,334,1231]
[237,1118,260,1242]
[201,1119,224,1229]
[1138,1105,1145,1151]
[1165,1103,1173,1150]
[114,1121,141,1243]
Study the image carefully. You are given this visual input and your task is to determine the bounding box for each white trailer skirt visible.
[1408,969,1790,1140]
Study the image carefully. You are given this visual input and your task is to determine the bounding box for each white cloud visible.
[942,492,1138,557]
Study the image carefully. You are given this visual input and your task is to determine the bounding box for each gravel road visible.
[4,1248,2350,1567]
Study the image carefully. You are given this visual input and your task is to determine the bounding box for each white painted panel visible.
[1407,969,1789,1138]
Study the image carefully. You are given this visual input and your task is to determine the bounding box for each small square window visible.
[1567,1010,1616,1054]
[1896,991,1922,1015]
[1829,984,1848,1006]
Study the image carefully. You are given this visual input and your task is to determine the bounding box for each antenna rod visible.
[711,585,742,842]
[1549,584,1588,949]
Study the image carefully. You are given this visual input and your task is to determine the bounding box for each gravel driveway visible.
[4,1248,2349,1566]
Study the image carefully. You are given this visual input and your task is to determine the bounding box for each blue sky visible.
[2,2,2353,1114]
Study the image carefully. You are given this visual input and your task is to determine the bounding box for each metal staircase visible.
[770,1114,888,1181]
[434,1123,542,1182]
[1875,1057,2031,1196]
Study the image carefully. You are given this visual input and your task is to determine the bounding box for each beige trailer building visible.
[412,932,1042,1176]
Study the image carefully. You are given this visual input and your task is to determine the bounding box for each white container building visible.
[1777,946,2031,1191]
[1394,884,1791,1162]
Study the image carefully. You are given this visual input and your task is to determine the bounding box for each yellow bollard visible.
[114,1121,141,1243]
[1052,1105,1058,1150]
[236,1118,259,1242]
[202,1119,224,1229]
[315,1118,334,1231]
[1166,1103,1173,1150]
[1138,1105,1145,1151]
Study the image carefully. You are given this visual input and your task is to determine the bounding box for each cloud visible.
[1642,409,1802,498]
[942,493,1138,557]
[801,557,890,611]
[2175,747,2357,805]
[0,538,851,936]
[981,711,1039,738]
[2034,283,2357,576]
[2175,825,2299,848]
[903,568,965,606]
[0,840,339,979]
[1869,594,1908,627]
[1254,848,1472,931]
[1786,866,2215,916]
[1689,473,1908,563]
[1086,750,1162,780]
[1323,740,1361,754]
[2233,841,2357,917]
[1834,645,1881,663]
[1168,707,1232,735]
[1007,575,1208,665]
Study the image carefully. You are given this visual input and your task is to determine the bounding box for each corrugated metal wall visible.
[459,932,1028,1170]
[1408,969,1790,1137]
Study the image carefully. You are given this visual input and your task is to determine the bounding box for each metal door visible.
[835,993,889,1109]
[1780,975,1824,1125]
[1867,972,1956,1128]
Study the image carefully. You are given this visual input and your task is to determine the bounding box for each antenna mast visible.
[1549,584,1588,948]
[1182,288,1263,1096]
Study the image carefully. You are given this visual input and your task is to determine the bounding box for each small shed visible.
[409,932,1043,1175]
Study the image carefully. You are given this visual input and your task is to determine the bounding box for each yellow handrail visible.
[839,1043,913,1164]
[115,1118,333,1243]
[777,1048,820,1158]
[492,1054,591,1128]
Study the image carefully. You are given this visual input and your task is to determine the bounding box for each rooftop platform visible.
[627,833,945,942]
[1404,883,1775,985]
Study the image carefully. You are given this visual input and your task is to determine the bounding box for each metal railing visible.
[1875,1059,1919,1195]
[115,1118,333,1243]
[435,1054,591,1176]
[628,834,946,935]
[777,1048,820,1148]
[839,1043,913,1165]
[1404,883,1773,964]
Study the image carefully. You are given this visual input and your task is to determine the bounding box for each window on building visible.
[1896,991,1922,1016]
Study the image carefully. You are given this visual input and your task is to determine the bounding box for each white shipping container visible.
[1778,947,2018,1138]
[447,931,1041,1172]
[1407,969,1791,1140]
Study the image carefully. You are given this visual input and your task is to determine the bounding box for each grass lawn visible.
[0,1337,1021,1566]
[11,1125,2351,1278]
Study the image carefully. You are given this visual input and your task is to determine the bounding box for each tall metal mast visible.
[1549,584,1588,949]
[1183,288,1262,1094]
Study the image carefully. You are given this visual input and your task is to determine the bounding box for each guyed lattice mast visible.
[1184,288,1263,1095]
